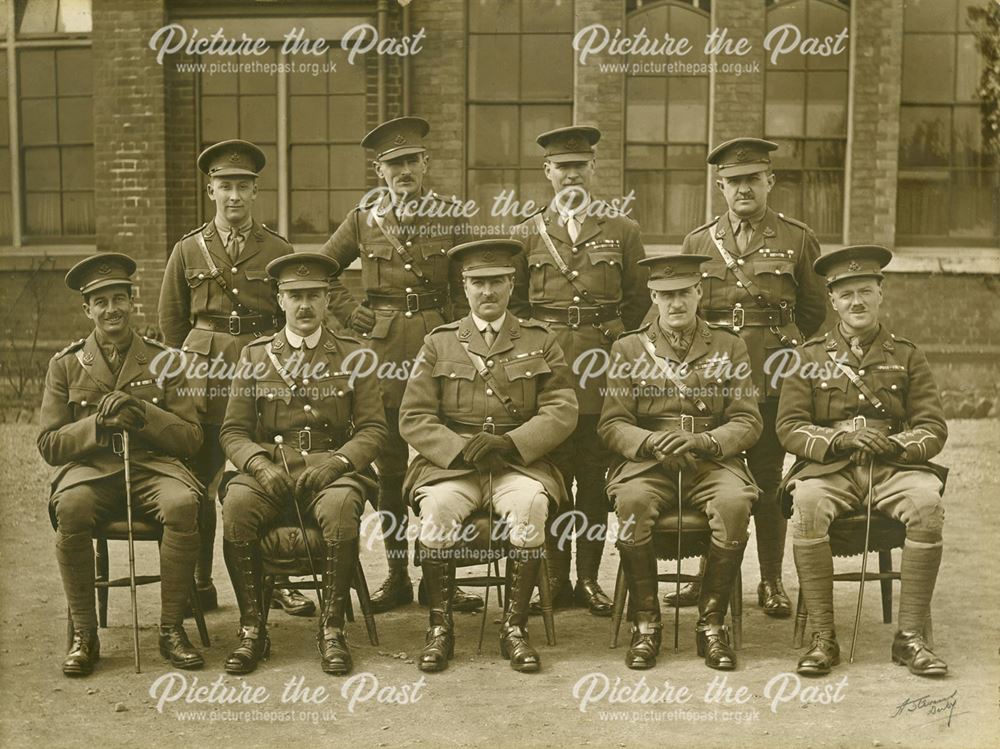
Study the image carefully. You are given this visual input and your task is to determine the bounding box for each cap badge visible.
[662,266,674,277]
[229,151,241,163]
[565,137,582,150]
[296,264,310,277]
[848,261,861,272]
[97,264,111,275]
[394,134,407,145]
[483,251,495,261]
[736,148,748,161]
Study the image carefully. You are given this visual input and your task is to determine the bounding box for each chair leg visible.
[96,538,110,628]
[354,559,379,647]
[345,590,356,623]
[492,559,504,609]
[261,574,275,631]
[878,550,893,624]
[189,577,211,647]
[793,587,807,648]
[536,557,556,646]
[731,564,743,651]
[609,560,627,649]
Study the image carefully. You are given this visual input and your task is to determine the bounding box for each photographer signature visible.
[891,690,960,727]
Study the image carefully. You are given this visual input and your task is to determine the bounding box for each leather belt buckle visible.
[680,414,695,433]
[405,293,420,313]
[853,415,867,431]
[297,429,312,451]
[482,418,496,435]
[228,315,242,336]
[111,432,125,456]
[731,306,745,331]
[567,306,581,327]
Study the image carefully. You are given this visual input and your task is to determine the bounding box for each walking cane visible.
[275,436,324,611]
[477,466,494,654]
[112,430,141,673]
[849,455,877,663]
[674,463,683,653]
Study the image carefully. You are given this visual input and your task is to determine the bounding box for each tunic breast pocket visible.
[813,376,849,423]
[431,360,477,415]
[317,374,355,425]
[586,250,624,294]
[68,386,103,419]
[699,263,731,307]
[184,268,212,310]
[359,242,395,289]
[872,371,908,417]
[752,259,798,300]
[527,252,560,299]
[502,356,551,413]
[242,270,275,310]
[690,366,725,414]
[128,381,167,408]
[416,243,450,284]
[256,380,293,425]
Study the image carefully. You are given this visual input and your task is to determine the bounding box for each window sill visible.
[0,245,96,271]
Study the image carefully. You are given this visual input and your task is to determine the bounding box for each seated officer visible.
[220,253,388,676]
[599,254,762,671]
[39,253,205,676]
[399,239,578,674]
[776,245,949,677]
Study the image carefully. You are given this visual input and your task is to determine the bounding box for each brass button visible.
[337,390,345,397]
[820,382,828,389]
[267,393,274,400]
[301,450,308,458]
[80,400,88,407]
[368,252,375,259]
[404,263,412,271]
[405,287,413,293]
[891,384,898,391]
[151,397,159,404]
[859,394,866,401]
[302,378,310,385]
[486,388,494,396]
[572,295,581,303]
[197,273,205,280]
[858,369,865,376]
[737,259,745,266]
[304,404,312,412]
[231,266,238,273]
[736,281,743,288]
[449,372,456,378]
[702,272,708,278]
[525,371,532,376]
[232,288,239,294]
[486,360,494,367]
[405,311,413,318]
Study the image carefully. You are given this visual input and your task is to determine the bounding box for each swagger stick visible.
[477,467,494,654]
[675,464,683,653]
[114,430,141,673]
[275,437,324,611]
[849,459,877,663]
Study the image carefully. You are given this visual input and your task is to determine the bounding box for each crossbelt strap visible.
[532,212,600,306]
[825,352,887,414]
[369,207,430,285]
[638,336,711,416]
[456,333,523,422]
[708,229,769,308]
[194,231,266,317]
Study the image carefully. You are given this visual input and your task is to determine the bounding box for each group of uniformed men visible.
[39,116,949,681]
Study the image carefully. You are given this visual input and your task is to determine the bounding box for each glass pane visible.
[806,71,847,136]
[255,190,278,229]
[240,96,276,142]
[626,145,664,169]
[58,96,93,142]
[21,98,58,144]
[517,168,555,216]
[468,105,518,167]
[626,77,666,142]
[328,95,366,141]
[290,96,328,143]
[808,0,850,70]
[950,168,998,239]
[289,56,327,94]
[329,144,365,188]
[57,49,92,95]
[0,194,11,242]
[62,191,94,234]
[20,50,56,97]
[665,170,707,238]
[291,145,328,189]
[20,0,57,34]
[899,106,952,166]
[624,170,666,235]
[467,169,517,227]
[58,0,93,33]
[669,5,710,67]
[800,169,843,238]
[468,36,519,100]
[896,172,950,237]
[804,139,846,168]
[200,62,237,95]
[766,1,807,69]
[25,192,61,234]
[201,96,238,143]
[956,33,981,102]
[952,106,982,167]
[0,149,9,190]
[628,5,667,44]
[239,50,276,94]
[770,138,804,168]
[257,144,278,192]
[521,35,573,99]
[902,35,955,102]
[61,145,93,190]
[533,0,573,32]
[328,48,366,94]
[290,191,329,236]
[904,0,957,32]
[330,190,360,230]
[666,144,707,168]
[765,72,805,137]
[667,77,708,143]
[468,0,520,33]
[520,104,572,166]
[24,147,60,190]
[770,170,803,224]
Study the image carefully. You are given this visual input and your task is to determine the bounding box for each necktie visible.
[736,220,752,252]
[850,336,865,362]
[566,213,580,243]
[482,325,496,348]
[226,229,243,263]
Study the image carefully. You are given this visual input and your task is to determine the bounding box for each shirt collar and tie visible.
[215,216,253,262]
[95,329,132,376]
[471,312,507,348]
[555,194,591,244]
[285,327,323,351]
[837,323,880,363]
[728,210,764,254]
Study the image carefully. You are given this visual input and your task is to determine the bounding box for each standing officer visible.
[40,253,205,675]
[511,125,649,616]
[399,239,578,673]
[669,138,827,617]
[776,245,948,676]
[219,253,388,675]
[320,116,481,614]
[159,139,312,617]
[599,254,761,670]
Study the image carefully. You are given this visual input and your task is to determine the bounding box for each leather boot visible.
[419,578,482,613]
[419,551,455,673]
[318,538,357,675]
[159,625,205,669]
[619,542,662,669]
[371,475,413,613]
[159,527,203,669]
[223,539,270,674]
[663,554,704,607]
[271,583,317,616]
[757,565,791,619]
[892,631,947,676]
[696,542,745,671]
[798,630,840,675]
[574,536,613,617]
[500,547,543,672]
[529,522,573,614]
[63,628,100,677]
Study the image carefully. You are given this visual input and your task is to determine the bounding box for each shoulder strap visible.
[638,336,711,416]
[708,230,770,308]
[194,230,265,316]
[826,352,887,414]
[531,212,599,305]
[369,207,430,285]
[456,332,523,422]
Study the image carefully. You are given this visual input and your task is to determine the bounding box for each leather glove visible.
[247,455,294,500]
[657,452,699,473]
[462,432,513,465]
[348,304,376,335]
[474,452,508,475]
[101,403,146,431]
[648,430,714,457]
[97,391,141,420]
[833,428,899,461]
[295,456,352,501]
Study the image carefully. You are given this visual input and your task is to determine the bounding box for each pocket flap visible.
[589,251,623,267]
[503,356,552,381]
[361,242,394,260]
[181,328,214,356]
[244,270,270,281]
[257,381,292,404]
[68,386,102,406]
[432,361,477,381]
[754,259,796,277]
[184,269,212,288]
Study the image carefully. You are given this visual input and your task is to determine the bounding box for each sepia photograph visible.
[0,0,997,747]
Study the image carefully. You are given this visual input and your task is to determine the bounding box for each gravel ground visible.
[1,420,997,749]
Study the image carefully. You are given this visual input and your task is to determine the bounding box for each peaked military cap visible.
[707,137,778,177]
[448,239,522,278]
[640,254,711,292]
[198,139,266,178]
[266,252,341,290]
[65,253,137,295]
[362,116,431,162]
[536,125,601,163]
[813,245,893,287]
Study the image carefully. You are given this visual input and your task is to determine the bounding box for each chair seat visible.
[829,512,906,557]
[651,510,712,560]
[261,525,327,575]
[97,519,163,541]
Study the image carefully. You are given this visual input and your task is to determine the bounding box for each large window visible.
[764,0,849,243]
[1,0,94,247]
[198,46,368,243]
[624,0,711,243]
[466,0,575,227]
[897,0,998,245]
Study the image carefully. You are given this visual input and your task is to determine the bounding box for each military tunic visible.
[599,319,762,547]
[220,327,389,541]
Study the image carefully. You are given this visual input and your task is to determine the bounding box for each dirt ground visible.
[0,420,997,749]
